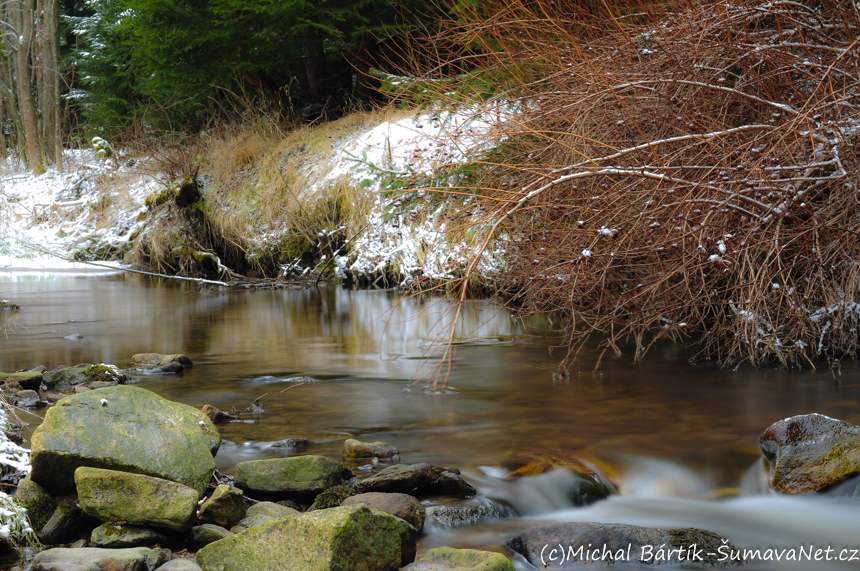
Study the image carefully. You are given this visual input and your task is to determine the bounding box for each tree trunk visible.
[301,26,327,103]
[13,0,44,174]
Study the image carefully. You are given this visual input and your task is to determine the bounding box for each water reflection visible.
[2,274,860,569]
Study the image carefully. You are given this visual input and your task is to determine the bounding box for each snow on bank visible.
[0,405,32,541]
[0,148,153,273]
[310,105,513,284]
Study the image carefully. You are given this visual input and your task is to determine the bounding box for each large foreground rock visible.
[196,505,416,571]
[759,413,860,493]
[30,386,220,495]
[234,455,352,499]
[354,464,476,497]
[76,467,200,532]
[507,523,740,567]
[32,547,151,571]
[403,547,514,571]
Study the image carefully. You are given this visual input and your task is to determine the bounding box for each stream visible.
[2,271,860,570]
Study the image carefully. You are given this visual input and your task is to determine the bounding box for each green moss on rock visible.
[13,476,56,532]
[404,547,514,571]
[76,467,200,532]
[197,504,416,571]
[30,386,220,496]
[235,455,352,499]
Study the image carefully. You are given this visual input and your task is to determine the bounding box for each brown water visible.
[2,272,860,570]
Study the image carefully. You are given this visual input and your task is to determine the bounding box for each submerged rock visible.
[197,484,246,528]
[354,464,476,497]
[234,455,352,499]
[759,413,860,494]
[76,467,200,532]
[343,438,400,460]
[32,547,152,571]
[507,523,741,567]
[342,492,425,531]
[132,353,193,368]
[403,547,514,571]
[196,504,416,571]
[90,524,168,548]
[30,385,220,495]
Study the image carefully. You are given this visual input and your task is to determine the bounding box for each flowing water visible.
[2,272,860,570]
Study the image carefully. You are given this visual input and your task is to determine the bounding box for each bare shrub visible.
[395,0,860,376]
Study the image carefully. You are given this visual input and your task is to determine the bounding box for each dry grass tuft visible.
[395,0,860,377]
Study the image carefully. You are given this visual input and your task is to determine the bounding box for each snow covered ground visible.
[0,105,510,282]
[0,148,152,273]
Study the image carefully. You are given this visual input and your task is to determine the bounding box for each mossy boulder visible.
[75,467,200,532]
[235,455,353,499]
[0,371,43,390]
[132,353,193,368]
[196,504,416,571]
[13,476,56,532]
[30,386,220,495]
[90,523,168,548]
[403,547,514,571]
[354,464,476,498]
[32,547,152,571]
[197,485,246,529]
[759,413,860,493]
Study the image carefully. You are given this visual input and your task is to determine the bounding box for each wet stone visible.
[759,413,860,493]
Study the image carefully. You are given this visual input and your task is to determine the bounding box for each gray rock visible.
[15,390,40,408]
[760,413,860,493]
[342,492,425,531]
[13,476,55,532]
[91,524,168,548]
[159,362,184,374]
[40,498,86,545]
[146,547,172,571]
[354,463,477,497]
[32,547,152,571]
[132,353,193,368]
[155,560,201,571]
[343,438,400,460]
[188,524,233,551]
[270,438,309,450]
[197,485,246,529]
[506,522,742,567]
[429,499,504,527]
[234,455,352,499]
[246,501,300,519]
[403,547,514,571]
[76,467,200,532]
[30,385,220,496]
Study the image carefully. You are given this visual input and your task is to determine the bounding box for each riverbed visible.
[2,272,860,570]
